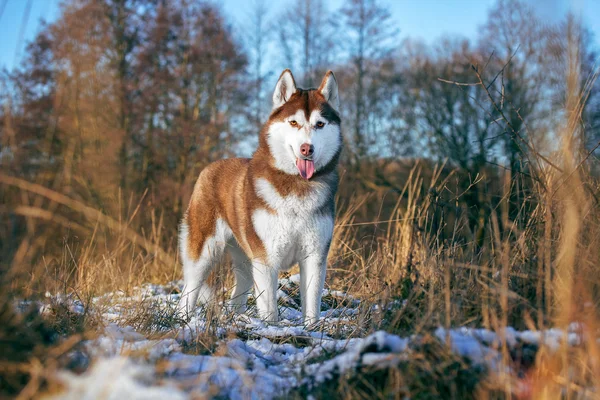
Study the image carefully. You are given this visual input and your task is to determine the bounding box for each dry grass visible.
[2,131,600,398]
[4,142,599,398]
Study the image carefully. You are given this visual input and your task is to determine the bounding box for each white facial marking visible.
[266,109,341,176]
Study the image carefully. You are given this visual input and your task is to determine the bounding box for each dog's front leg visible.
[300,254,327,325]
[252,261,279,323]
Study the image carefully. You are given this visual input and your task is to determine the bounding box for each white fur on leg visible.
[180,258,211,318]
[228,244,253,313]
[300,213,333,324]
[252,261,279,323]
[300,255,327,324]
[178,219,231,318]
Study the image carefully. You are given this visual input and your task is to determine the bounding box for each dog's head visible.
[262,69,342,180]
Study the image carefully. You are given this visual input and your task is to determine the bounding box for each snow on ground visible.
[37,275,589,399]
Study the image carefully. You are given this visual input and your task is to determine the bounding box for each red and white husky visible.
[179,69,341,324]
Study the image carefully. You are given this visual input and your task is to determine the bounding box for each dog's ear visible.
[318,71,339,112]
[272,69,297,109]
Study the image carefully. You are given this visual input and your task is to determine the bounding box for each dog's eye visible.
[316,121,325,129]
[289,120,298,127]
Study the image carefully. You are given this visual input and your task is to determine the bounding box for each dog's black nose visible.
[300,143,314,157]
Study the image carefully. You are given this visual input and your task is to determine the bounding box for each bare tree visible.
[402,39,498,171]
[1,0,248,218]
[104,0,144,189]
[276,0,337,86]
[478,0,549,174]
[340,0,397,159]
[245,0,270,132]
[545,13,600,156]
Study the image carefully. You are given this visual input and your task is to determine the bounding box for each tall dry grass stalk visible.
[520,25,600,399]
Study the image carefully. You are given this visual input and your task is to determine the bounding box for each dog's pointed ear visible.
[273,69,297,109]
[318,70,339,112]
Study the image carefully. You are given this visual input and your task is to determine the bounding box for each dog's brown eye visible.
[289,120,298,127]
[316,121,325,129]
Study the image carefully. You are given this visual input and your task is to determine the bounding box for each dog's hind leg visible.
[228,243,253,313]
[179,219,230,318]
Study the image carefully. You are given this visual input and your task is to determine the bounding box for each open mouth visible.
[296,158,315,180]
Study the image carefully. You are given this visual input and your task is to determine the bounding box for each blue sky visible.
[1,0,599,72]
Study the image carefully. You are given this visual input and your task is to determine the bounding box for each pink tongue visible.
[296,158,315,180]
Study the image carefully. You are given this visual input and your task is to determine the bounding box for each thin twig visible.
[471,65,564,174]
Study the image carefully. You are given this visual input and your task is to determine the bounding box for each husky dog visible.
[179,69,341,324]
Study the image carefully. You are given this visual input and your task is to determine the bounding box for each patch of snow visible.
[37,279,592,399]
[435,327,500,366]
[104,323,146,341]
[48,357,187,400]
[303,331,409,385]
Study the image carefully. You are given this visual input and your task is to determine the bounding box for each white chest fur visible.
[252,178,334,268]
[254,177,331,214]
